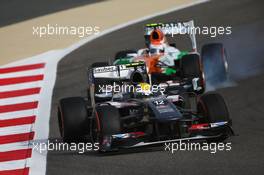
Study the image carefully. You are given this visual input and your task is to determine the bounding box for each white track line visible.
[28,54,60,175]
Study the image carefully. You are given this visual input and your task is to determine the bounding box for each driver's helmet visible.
[150,29,165,44]
[149,29,166,55]
[135,82,152,96]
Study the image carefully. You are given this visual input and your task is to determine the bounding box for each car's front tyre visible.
[58,97,89,142]
[91,105,121,152]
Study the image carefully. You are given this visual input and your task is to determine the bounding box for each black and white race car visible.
[58,20,233,153]
[58,60,233,152]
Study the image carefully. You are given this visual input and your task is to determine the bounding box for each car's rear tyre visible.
[180,54,205,93]
[201,43,228,84]
[58,97,89,142]
[197,93,230,123]
[180,54,201,78]
[91,105,121,151]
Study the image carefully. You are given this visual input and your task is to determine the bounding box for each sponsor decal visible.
[93,66,117,73]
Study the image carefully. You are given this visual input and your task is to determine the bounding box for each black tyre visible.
[58,97,89,142]
[201,43,228,84]
[197,93,230,123]
[180,54,205,93]
[115,50,137,60]
[91,105,121,151]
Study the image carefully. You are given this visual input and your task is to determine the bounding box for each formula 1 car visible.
[57,21,233,152]
[114,21,228,86]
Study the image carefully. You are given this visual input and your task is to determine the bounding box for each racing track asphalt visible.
[47,0,264,174]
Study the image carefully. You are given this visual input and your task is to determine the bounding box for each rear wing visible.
[144,20,197,51]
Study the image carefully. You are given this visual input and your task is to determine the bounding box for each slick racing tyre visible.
[58,97,89,142]
[180,54,205,93]
[91,105,121,152]
[201,43,228,84]
[197,93,230,123]
[180,54,201,78]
